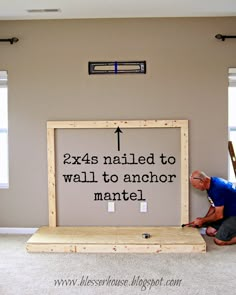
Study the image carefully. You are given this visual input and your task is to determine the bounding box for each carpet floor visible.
[0,234,235,295]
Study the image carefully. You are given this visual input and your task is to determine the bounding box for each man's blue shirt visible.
[207,177,236,217]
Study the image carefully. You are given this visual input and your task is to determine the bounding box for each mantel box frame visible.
[47,119,189,227]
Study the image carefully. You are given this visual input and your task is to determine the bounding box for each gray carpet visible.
[0,234,235,295]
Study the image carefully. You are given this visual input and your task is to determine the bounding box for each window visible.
[228,68,236,182]
[0,71,8,188]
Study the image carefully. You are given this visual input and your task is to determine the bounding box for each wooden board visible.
[26,226,206,253]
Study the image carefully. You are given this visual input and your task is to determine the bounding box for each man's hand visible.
[192,217,204,227]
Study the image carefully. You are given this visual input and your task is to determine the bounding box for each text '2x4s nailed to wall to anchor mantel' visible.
[61,152,178,202]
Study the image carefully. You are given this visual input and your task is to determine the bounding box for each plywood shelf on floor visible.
[26,226,206,253]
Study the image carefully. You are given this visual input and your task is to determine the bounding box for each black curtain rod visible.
[0,37,19,44]
[215,34,236,41]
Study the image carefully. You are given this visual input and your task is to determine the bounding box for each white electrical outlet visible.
[108,201,115,212]
[140,201,147,213]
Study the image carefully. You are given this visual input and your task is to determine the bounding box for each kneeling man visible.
[190,170,236,246]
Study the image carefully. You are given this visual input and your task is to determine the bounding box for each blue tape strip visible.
[114,62,118,74]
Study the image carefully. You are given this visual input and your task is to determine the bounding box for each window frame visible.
[0,72,9,189]
[228,69,236,182]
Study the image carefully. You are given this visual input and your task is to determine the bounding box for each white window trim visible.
[228,72,236,183]
[0,73,8,189]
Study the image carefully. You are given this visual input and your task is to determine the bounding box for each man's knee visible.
[206,226,217,237]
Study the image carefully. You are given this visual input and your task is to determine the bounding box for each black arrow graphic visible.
[115,127,123,151]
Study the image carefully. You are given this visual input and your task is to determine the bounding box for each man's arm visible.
[205,205,215,217]
[192,206,224,227]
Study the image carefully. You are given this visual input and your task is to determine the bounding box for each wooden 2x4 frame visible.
[47,120,189,227]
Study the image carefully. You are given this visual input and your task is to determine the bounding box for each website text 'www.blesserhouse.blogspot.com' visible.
[54,275,183,292]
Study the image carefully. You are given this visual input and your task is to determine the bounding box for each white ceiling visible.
[0,0,236,20]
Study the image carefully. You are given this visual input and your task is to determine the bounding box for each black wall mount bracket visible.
[215,34,236,41]
[0,37,19,44]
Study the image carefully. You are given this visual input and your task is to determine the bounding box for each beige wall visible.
[55,127,182,226]
[0,17,235,227]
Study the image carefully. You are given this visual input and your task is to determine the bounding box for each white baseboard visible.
[0,228,38,234]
